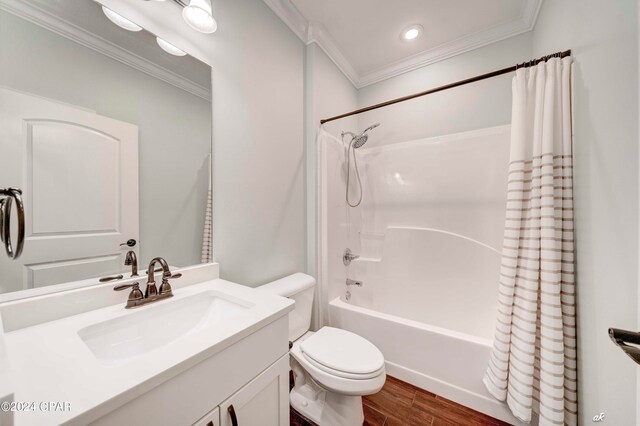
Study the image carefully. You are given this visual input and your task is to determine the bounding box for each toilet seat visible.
[300,327,385,379]
[291,327,386,396]
[302,354,385,380]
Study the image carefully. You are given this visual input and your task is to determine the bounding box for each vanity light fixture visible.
[401,24,423,41]
[156,37,187,56]
[140,0,217,34]
[181,0,217,34]
[101,6,143,32]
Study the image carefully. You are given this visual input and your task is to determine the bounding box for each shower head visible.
[351,134,368,149]
[348,122,380,149]
[342,122,380,208]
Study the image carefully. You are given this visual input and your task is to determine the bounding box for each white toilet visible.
[258,273,386,426]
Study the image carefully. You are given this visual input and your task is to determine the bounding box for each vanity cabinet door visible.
[219,354,289,426]
[193,407,220,426]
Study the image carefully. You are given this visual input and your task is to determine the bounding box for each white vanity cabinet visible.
[89,315,291,426]
[193,407,220,426]
[192,355,290,426]
[218,355,290,426]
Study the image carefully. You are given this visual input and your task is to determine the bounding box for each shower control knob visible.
[343,248,360,265]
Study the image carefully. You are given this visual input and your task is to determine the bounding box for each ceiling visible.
[263,0,543,88]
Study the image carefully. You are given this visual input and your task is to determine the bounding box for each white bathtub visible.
[329,296,526,425]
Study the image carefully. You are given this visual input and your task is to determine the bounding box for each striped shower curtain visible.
[201,154,213,263]
[483,56,577,425]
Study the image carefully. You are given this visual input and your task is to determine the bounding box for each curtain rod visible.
[320,49,572,125]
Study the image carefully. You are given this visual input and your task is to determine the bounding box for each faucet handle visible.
[114,282,139,291]
[158,273,181,295]
[158,272,181,294]
[114,282,144,307]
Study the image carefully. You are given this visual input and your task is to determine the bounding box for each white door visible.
[0,87,138,293]
[219,355,290,426]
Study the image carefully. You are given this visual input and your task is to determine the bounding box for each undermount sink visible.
[78,291,252,365]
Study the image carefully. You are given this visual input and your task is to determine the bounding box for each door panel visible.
[0,87,138,292]
[26,254,122,288]
[27,120,121,235]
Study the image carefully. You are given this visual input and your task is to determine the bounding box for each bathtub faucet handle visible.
[343,248,360,266]
[346,278,363,287]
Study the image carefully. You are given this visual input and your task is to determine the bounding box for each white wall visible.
[532,1,639,424]
[356,33,533,145]
[0,10,211,268]
[208,0,306,286]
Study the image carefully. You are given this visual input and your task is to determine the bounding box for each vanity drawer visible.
[88,315,289,426]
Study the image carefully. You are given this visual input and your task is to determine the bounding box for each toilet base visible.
[320,392,364,426]
[291,385,364,426]
[290,361,365,426]
[290,383,324,424]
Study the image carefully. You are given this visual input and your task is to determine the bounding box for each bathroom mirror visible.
[0,0,212,298]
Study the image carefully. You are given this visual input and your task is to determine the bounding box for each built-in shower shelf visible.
[356,257,382,263]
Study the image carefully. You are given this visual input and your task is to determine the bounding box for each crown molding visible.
[306,23,359,86]
[0,0,211,101]
[261,0,308,42]
[263,0,543,89]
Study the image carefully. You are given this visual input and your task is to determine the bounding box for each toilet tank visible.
[257,273,315,342]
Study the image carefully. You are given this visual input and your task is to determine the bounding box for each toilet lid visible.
[300,327,384,378]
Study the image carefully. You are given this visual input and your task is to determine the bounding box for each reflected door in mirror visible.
[0,88,139,292]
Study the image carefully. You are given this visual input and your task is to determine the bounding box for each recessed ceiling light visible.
[102,6,143,32]
[401,24,423,41]
[156,37,187,56]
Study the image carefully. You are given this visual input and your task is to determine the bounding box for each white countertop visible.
[0,277,293,425]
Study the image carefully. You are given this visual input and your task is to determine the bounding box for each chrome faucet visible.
[114,257,181,308]
[124,250,138,277]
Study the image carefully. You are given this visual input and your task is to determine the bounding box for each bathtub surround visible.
[483,57,576,425]
[321,126,526,425]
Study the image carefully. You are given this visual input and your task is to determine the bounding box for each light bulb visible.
[401,25,423,41]
[156,37,187,56]
[182,0,217,34]
[102,6,143,32]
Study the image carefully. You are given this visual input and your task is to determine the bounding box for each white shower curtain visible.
[483,56,576,425]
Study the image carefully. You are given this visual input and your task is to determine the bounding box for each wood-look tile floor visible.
[290,376,512,426]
